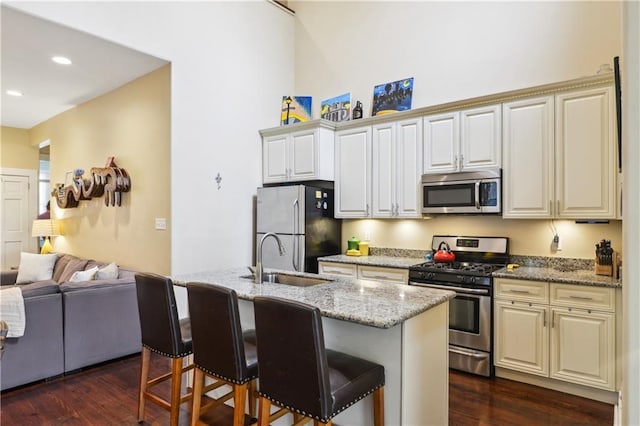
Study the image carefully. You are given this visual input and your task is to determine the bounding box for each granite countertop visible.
[493,266,622,288]
[318,254,425,269]
[173,267,454,329]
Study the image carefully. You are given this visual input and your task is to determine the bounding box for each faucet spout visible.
[255,232,286,284]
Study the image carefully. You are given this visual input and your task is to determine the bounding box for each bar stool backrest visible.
[253,296,332,419]
[135,272,184,357]
[187,282,250,382]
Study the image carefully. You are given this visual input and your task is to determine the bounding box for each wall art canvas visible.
[371,77,414,116]
[281,96,312,125]
[321,92,351,122]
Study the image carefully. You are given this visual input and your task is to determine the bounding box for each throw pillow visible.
[96,262,119,280]
[57,258,89,283]
[69,266,99,283]
[15,252,58,284]
[52,254,77,282]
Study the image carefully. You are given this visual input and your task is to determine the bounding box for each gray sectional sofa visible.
[0,254,141,391]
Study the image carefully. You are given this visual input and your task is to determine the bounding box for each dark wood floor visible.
[1,353,614,425]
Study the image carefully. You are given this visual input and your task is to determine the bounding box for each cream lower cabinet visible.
[494,278,616,391]
[318,261,408,285]
[495,300,549,376]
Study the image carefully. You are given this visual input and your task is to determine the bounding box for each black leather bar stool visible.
[186,282,259,426]
[135,272,194,426]
[253,296,385,426]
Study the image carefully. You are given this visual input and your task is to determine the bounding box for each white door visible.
[372,123,395,218]
[494,300,549,377]
[1,174,33,269]
[502,96,555,218]
[460,104,502,171]
[555,86,616,218]
[550,308,615,390]
[262,134,288,183]
[290,130,317,181]
[423,112,459,173]
[335,127,371,218]
[395,118,422,218]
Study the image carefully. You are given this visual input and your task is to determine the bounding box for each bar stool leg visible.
[258,396,271,426]
[233,382,248,426]
[373,386,384,426]
[190,368,205,426]
[170,357,183,426]
[248,379,257,419]
[138,347,151,422]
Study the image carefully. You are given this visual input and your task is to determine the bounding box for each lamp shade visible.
[32,219,61,237]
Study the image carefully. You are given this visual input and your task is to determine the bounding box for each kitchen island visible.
[173,267,455,425]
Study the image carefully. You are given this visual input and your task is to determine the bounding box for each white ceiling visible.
[1,6,169,129]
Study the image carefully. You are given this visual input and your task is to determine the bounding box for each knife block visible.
[595,251,617,277]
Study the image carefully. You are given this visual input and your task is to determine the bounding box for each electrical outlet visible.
[364,230,372,241]
[155,218,167,230]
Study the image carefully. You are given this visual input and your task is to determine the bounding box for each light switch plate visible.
[155,218,167,230]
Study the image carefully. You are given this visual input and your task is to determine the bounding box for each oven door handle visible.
[409,281,490,295]
[450,345,490,359]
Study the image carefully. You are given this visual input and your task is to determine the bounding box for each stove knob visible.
[429,272,436,279]
[469,276,477,284]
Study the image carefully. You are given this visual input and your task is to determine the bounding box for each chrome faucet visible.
[255,232,286,284]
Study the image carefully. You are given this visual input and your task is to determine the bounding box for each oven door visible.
[409,281,491,351]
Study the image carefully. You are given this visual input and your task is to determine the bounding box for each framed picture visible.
[321,92,351,122]
[371,77,414,116]
[281,96,312,125]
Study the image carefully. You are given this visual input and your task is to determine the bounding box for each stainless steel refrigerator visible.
[256,185,341,273]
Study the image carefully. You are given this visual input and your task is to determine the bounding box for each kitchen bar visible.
[173,267,455,425]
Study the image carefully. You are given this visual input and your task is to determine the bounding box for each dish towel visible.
[0,286,26,338]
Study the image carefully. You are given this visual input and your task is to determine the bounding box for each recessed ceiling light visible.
[6,90,23,97]
[52,56,72,65]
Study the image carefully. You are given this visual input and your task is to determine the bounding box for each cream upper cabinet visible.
[502,96,555,218]
[494,278,617,391]
[262,124,334,184]
[503,86,617,219]
[423,112,458,173]
[555,86,616,218]
[423,104,501,174]
[335,126,372,218]
[372,118,422,218]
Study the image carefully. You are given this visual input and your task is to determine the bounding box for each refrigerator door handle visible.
[292,198,300,271]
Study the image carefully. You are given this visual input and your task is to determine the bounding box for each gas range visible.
[409,261,504,287]
[408,235,509,377]
[408,235,509,288]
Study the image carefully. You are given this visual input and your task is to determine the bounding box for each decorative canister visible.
[358,241,369,256]
[347,236,360,251]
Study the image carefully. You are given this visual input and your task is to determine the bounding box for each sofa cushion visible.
[59,277,134,293]
[18,280,60,297]
[52,254,79,282]
[96,263,119,280]
[16,253,58,284]
[69,266,99,283]
[57,258,89,283]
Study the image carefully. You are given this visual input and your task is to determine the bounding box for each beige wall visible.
[0,126,38,170]
[343,218,622,260]
[28,65,171,274]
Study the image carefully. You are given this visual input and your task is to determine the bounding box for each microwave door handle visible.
[475,181,481,210]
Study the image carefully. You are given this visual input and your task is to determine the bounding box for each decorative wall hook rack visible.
[53,157,131,208]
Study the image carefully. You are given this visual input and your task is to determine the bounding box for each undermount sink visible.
[240,272,331,287]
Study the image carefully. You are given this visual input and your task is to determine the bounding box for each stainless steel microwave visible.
[422,169,501,214]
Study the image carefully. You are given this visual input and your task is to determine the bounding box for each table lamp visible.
[32,219,61,254]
